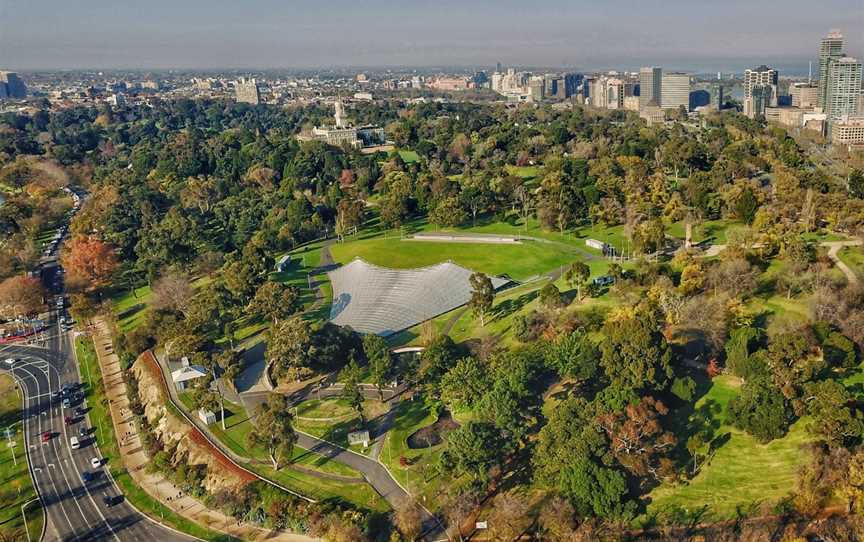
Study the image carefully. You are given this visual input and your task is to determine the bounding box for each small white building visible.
[275,254,291,273]
[171,361,209,391]
[198,409,217,425]
[347,430,370,448]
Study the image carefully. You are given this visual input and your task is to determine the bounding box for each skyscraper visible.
[824,56,862,118]
[661,72,691,110]
[743,65,778,118]
[0,71,27,99]
[234,78,260,105]
[818,30,844,109]
[639,67,662,110]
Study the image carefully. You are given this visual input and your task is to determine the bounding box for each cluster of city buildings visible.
[0,71,27,99]
[296,98,389,152]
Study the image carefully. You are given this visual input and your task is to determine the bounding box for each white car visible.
[3,358,14,366]
[91,457,101,469]
[70,436,80,450]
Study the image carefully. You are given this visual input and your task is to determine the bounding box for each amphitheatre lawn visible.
[644,375,814,521]
[329,237,574,281]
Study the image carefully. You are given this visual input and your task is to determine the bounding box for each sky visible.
[1,0,863,73]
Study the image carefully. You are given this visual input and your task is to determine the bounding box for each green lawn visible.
[667,219,744,246]
[75,337,238,542]
[838,246,864,281]
[0,375,44,542]
[644,375,814,521]
[396,149,420,163]
[110,285,152,333]
[329,237,575,281]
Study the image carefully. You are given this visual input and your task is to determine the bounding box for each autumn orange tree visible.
[61,236,119,291]
[0,276,46,319]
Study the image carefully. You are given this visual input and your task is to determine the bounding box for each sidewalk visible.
[89,318,318,542]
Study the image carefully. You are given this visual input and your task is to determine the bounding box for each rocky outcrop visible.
[131,352,254,493]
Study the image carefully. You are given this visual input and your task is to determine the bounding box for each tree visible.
[539,282,563,310]
[804,380,864,448]
[393,500,424,541]
[0,275,45,319]
[597,396,676,480]
[546,329,599,383]
[439,357,489,410]
[247,393,297,470]
[266,317,316,382]
[340,356,365,423]
[726,376,793,442]
[600,312,673,392]
[151,270,195,316]
[335,197,364,239]
[440,421,503,483]
[429,196,467,228]
[363,334,392,400]
[564,261,591,301]
[247,281,300,326]
[61,236,118,291]
[468,272,494,327]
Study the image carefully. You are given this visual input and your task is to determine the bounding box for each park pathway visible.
[823,240,862,285]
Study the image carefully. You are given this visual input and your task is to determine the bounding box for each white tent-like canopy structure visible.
[327,258,511,336]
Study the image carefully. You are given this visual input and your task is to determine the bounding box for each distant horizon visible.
[2,1,861,72]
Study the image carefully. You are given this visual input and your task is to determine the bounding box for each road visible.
[0,263,197,540]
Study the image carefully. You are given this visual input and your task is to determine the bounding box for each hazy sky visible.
[1,0,862,72]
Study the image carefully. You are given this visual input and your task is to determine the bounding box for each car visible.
[74,407,86,417]
[78,426,88,437]
[81,471,93,483]
[3,358,14,366]
[69,436,80,450]
[90,457,101,469]
[64,416,73,426]
[61,398,71,409]
[41,431,51,443]
[102,494,118,507]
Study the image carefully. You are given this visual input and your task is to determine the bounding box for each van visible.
[70,436,80,450]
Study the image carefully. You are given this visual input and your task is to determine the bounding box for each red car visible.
[64,416,73,426]
[41,431,51,442]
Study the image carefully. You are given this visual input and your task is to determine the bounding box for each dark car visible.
[82,471,93,483]
[64,416,73,426]
[79,426,88,437]
[102,494,120,507]
[74,407,86,417]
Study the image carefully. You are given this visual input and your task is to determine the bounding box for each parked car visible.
[69,436,80,449]
[78,426,88,437]
[90,457,101,469]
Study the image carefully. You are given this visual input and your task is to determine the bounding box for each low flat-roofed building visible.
[831,116,864,148]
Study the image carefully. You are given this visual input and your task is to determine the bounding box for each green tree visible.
[546,329,599,383]
[468,272,495,327]
[727,376,793,442]
[247,393,298,470]
[247,281,300,325]
[266,317,316,382]
[600,313,672,391]
[440,421,503,483]
[340,356,365,423]
[363,334,393,400]
[440,357,489,410]
[429,196,467,228]
[539,282,563,310]
[564,261,591,301]
[805,380,864,447]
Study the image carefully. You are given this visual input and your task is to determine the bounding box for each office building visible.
[830,116,864,148]
[790,83,818,109]
[710,83,725,110]
[661,72,691,110]
[639,67,662,109]
[743,65,779,117]
[0,71,27,98]
[824,57,862,118]
[819,30,845,109]
[235,78,260,105]
[640,105,665,126]
[528,77,545,102]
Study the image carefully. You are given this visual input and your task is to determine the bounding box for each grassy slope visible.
[75,337,239,542]
[645,375,814,521]
[838,246,864,281]
[0,375,45,541]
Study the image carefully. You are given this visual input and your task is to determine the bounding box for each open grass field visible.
[75,337,238,542]
[667,219,744,246]
[110,285,152,333]
[0,374,45,542]
[396,149,420,163]
[644,375,814,522]
[329,236,575,281]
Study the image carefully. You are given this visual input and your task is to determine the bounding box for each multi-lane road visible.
[1,263,196,542]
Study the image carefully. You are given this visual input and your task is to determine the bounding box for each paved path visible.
[823,240,862,285]
[91,319,318,542]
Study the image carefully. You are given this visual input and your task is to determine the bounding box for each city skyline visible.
[1,0,862,71]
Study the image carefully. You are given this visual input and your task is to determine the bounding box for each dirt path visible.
[824,240,862,285]
[90,319,319,542]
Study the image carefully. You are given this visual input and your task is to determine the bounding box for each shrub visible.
[726,376,793,442]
